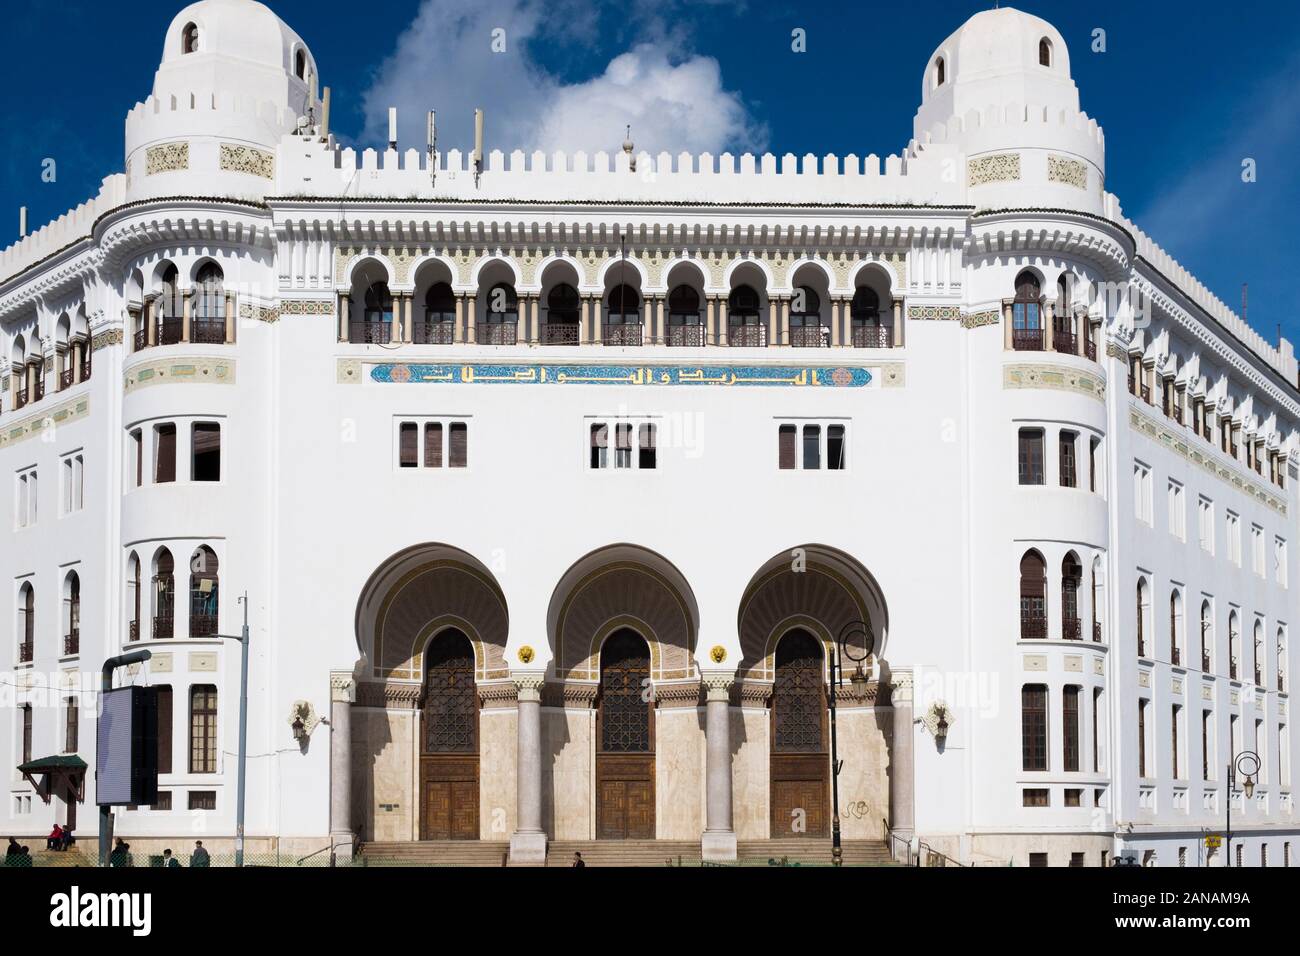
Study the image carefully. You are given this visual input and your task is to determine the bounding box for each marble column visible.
[1002,300,1013,351]
[337,293,350,343]
[146,297,158,347]
[892,297,904,348]
[224,293,235,344]
[454,296,466,343]
[466,296,477,343]
[329,672,356,857]
[701,672,737,861]
[1044,301,1056,352]
[509,672,547,864]
[182,290,193,343]
[888,671,915,858]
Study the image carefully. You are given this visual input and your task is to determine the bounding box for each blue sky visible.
[2,0,1297,347]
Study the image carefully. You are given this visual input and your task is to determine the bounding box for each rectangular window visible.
[1022,790,1049,808]
[152,791,172,812]
[1276,538,1288,586]
[1252,525,1265,576]
[590,424,608,469]
[154,424,177,483]
[1092,687,1102,772]
[1133,462,1152,524]
[1065,790,1082,808]
[188,791,216,811]
[802,425,821,470]
[1089,437,1100,492]
[1138,698,1148,778]
[64,697,78,753]
[448,423,468,468]
[1021,684,1048,771]
[778,425,796,470]
[1202,710,1212,781]
[1198,497,1214,554]
[638,424,657,470]
[22,703,33,764]
[827,425,846,471]
[157,685,173,775]
[1059,431,1077,488]
[1028,851,1049,866]
[1172,705,1182,780]
[1167,480,1185,540]
[130,429,143,488]
[1018,429,1045,485]
[189,685,218,774]
[614,423,633,469]
[1227,512,1241,566]
[15,468,38,528]
[192,423,221,481]
[1280,724,1290,788]
[1070,850,1085,866]
[399,422,418,468]
[1063,686,1080,772]
[424,423,443,468]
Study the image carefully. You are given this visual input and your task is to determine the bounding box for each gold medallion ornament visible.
[517,646,535,664]
[709,645,727,664]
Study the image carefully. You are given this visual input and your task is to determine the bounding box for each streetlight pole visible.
[1225,750,1259,869]
[218,592,250,868]
[99,649,153,866]
[830,621,875,868]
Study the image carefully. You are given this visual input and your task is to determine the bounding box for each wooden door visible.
[420,631,480,841]
[596,630,655,840]
[596,754,655,839]
[421,758,479,840]
[770,630,829,838]
[770,755,828,837]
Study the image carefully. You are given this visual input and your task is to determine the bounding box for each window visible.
[1172,705,1183,779]
[17,582,34,663]
[1089,437,1100,492]
[399,423,418,468]
[192,424,221,481]
[1063,686,1080,772]
[1019,551,1047,640]
[193,263,225,343]
[396,419,467,468]
[777,421,846,470]
[667,285,702,345]
[127,552,142,643]
[606,284,640,328]
[826,426,846,470]
[15,467,37,528]
[295,49,307,80]
[1136,578,1150,658]
[802,426,821,470]
[1133,462,1152,524]
[422,283,456,343]
[590,424,608,469]
[1169,589,1183,665]
[158,265,182,344]
[189,546,219,638]
[157,685,173,774]
[1229,612,1241,679]
[1065,791,1082,809]
[1198,497,1214,553]
[449,423,468,468]
[588,419,657,471]
[1093,687,1102,771]
[614,423,633,469]
[182,22,199,54]
[1023,790,1049,808]
[154,424,177,483]
[153,549,175,640]
[61,453,84,515]
[189,685,218,774]
[1028,851,1048,866]
[1167,480,1184,540]
[1018,429,1044,485]
[1252,524,1265,576]
[1059,431,1077,488]
[638,425,657,470]
[1011,272,1043,350]
[1138,698,1149,777]
[1276,538,1288,586]
[1039,37,1052,67]
[64,697,78,753]
[21,703,32,764]
[355,281,394,344]
[934,56,945,86]
[1021,684,1048,771]
[1061,553,1081,640]
[778,425,796,470]
[63,571,80,656]
[1202,709,1213,781]
[188,791,216,811]
[1226,511,1241,566]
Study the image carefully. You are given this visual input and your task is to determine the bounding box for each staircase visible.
[545,840,702,867]
[358,841,510,867]
[736,839,896,866]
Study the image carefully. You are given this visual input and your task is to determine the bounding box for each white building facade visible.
[1,0,1297,867]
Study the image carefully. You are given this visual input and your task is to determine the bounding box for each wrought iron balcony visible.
[790,325,829,348]
[666,325,705,347]
[1020,614,1048,641]
[128,620,140,643]
[1093,621,1103,643]
[63,628,79,656]
[1053,331,1076,354]
[349,321,392,345]
[474,323,517,345]
[18,640,33,663]
[1062,616,1082,641]
[59,369,74,390]
[14,388,27,410]
[414,320,455,345]
[1085,339,1097,362]
[1012,328,1044,351]
[851,324,892,349]
[190,614,219,638]
[728,325,767,347]
[157,318,184,345]
[541,322,580,346]
[133,330,148,352]
[603,323,643,347]
[153,615,175,640]
[1171,647,1181,666]
[191,318,226,344]
[80,356,91,381]
[32,378,44,402]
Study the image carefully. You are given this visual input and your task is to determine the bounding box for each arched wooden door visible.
[770,630,829,837]
[420,630,479,840]
[595,629,655,840]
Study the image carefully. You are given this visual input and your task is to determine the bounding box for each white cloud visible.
[361,0,766,158]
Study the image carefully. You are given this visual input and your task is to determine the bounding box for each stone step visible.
[737,839,895,866]
[546,841,702,868]
[359,841,510,867]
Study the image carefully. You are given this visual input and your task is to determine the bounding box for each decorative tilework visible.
[968,152,1020,186]
[124,358,235,394]
[91,329,123,352]
[1003,364,1106,403]
[878,363,905,388]
[279,299,334,316]
[146,142,189,175]
[367,362,872,388]
[908,305,962,321]
[962,309,1001,330]
[1129,406,1287,516]
[239,303,279,323]
[220,143,275,180]
[0,398,89,449]
[1047,155,1088,189]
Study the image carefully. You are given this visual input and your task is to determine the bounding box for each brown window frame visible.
[189,684,218,774]
[1022,684,1048,771]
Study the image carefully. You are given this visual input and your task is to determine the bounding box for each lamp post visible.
[217,592,250,868]
[829,620,875,867]
[98,649,153,866]
[1224,749,1259,868]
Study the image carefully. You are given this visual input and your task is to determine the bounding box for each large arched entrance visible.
[420,629,479,840]
[770,629,829,838]
[596,629,655,839]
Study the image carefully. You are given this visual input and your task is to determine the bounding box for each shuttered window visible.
[1022,685,1047,771]
[424,423,443,468]
[638,424,657,470]
[590,424,608,469]
[157,685,173,774]
[1018,428,1044,485]
[154,424,177,483]
[1063,686,1079,771]
[449,423,468,468]
[190,685,218,774]
[778,425,796,469]
[192,423,221,481]
[399,423,418,468]
[827,425,846,470]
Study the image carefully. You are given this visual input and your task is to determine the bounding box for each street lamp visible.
[1224,750,1259,868]
[829,620,876,868]
[217,592,250,868]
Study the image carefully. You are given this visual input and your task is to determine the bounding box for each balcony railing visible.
[475,323,517,345]
[790,325,830,348]
[603,323,643,347]
[852,324,892,349]
[128,620,140,643]
[349,321,392,345]
[133,330,148,352]
[18,640,33,663]
[63,628,79,656]
[59,368,74,390]
[1140,383,1151,404]
[541,322,580,346]
[1255,667,1263,687]
[157,318,184,345]
[190,614,219,638]
[1012,328,1044,351]
[728,325,767,348]
[80,355,91,381]
[191,318,226,344]
[1020,614,1048,641]
[1085,338,1097,362]
[1062,616,1082,641]
[666,325,705,347]
[1230,658,1239,680]
[1093,621,1103,643]
[153,616,175,640]
[1053,331,1076,354]
[32,378,45,402]
[1203,650,1211,672]
[14,388,27,410]
[414,320,455,345]
[1171,647,1181,666]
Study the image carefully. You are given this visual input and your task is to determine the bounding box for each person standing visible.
[190,840,210,868]
[163,848,181,868]
[572,851,585,868]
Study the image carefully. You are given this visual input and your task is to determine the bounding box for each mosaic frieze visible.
[1047,155,1088,190]
[239,303,279,323]
[124,358,235,394]
[1003,363,1106,403]
[0,398,89,450]
[91,329,123,352]
[962,309,1001,329]
[146,142,189,176]
[909,305,962,321]
[219,143,275,180]
[967,152,1020,187]
[279,299,334,316]
[367,362,872,388]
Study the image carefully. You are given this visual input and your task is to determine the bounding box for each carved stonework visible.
[655,681,703,709]
[542,681,598,708]
[967,152,1020,187]
[146,142,190,176]
[329,672,356,704]
[220,143,275,180]
[879,363,905,388]
[1004,364,1106,403]
[354,680,420,709]
[1047,155,1088,190]
[239,303,279,323]
[478,680,520,709]
[336,359,362,384]
[124,358,235,394]
[732,681,774,707]
[91,328,123,352]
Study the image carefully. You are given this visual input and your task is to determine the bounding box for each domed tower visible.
[913,8,1105,215]
[124,0,319,202]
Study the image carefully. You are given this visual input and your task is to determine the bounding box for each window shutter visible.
[424,423,443,468]
[399,423,418,468]
[155,424,177,483]
[639,424,657,470]
[590,424,608,469]
[449,423,468,468]
[827,425,846,470]
[157,686,173,774]
[778,425,796,470]
[802,425,821,470]
[192,423,221,481]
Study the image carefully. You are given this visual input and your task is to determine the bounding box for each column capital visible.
[888,670,914,706]
[700,670,735,701]
[512,670,546,701]
[329,671,356,704]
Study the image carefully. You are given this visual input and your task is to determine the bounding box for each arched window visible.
[1254,620,1264,686]
[935,57,946,87]
[485,282,517,323]
[1170,590,1183,665]
[667,285,702,346]
[1012,271,1043,350]
[790,286,826,347]
[351,281,393,344]
[852,286,889,347]
[1200,600,1213,671]
[772,630,825,753]
[1229,611,1241,680]
[419,282,455,344]
[158,265,183,345]
[153,549,175,640]
[542,283,580,345]
[182,22,199,55]
[63,572,80,656]
[598,630,653,753]
[295,49,307,80]
[17,582,34,663]
[193,263,225,343]
[1039,38,1052,67]
[1136,579,1150,657]
[1019,551,1047,640]
[190,546,219,637]
[422,630,478,753]
[728,284,764,346]
[1053,273,1074,351]
[127,552,141,643]
[1278,628,1287,693]
[606,284,640,326]
[1061,553,1081,639]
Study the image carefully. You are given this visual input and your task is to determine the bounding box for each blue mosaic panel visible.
[370,363,872,388]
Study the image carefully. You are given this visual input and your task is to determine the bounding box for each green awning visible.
[17,755,87,774]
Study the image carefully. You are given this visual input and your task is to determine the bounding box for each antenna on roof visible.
[427,110,437,188]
